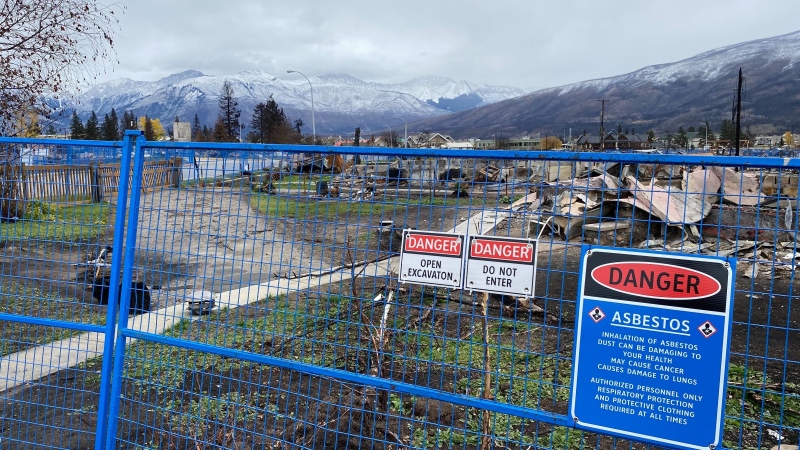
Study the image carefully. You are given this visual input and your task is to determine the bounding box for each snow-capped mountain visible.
[55,71,525,135]
[415,30,800,138]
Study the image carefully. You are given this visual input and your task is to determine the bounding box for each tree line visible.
[68,109,166,141]
[64,81,303,144]
[190,81,305,144]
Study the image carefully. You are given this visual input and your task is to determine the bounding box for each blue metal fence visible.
[1,133,799,449]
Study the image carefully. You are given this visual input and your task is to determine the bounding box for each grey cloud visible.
[101,0,800,91]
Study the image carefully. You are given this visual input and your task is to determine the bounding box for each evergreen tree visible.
[101,110,120,141]
[202,125,211,142]
[101,113,113,140]
[251,95,288,143]
[251,102,269,143]
[85,111,99,140]
[617,124,622,134]
[109,108,120,140]
[192,114,201,137]
[218,81,241,141]
[121,110,137,131]
[143,116,155,141]
[354,127,361,147]
[70,111,85,139]
[44,123,57,135]
[646,130,655,143]
[212,118,227,142]
[294,118,304,134]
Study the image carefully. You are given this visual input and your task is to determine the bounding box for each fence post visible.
[104,131,147,450]
[90,162,103,203]
[65,167,72,201]
[20,163,28,201]
[93,130,140,450]
[171,157,182,188]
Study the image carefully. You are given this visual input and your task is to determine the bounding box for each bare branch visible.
[0,0,122,133]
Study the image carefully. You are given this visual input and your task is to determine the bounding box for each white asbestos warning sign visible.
[398,230,464,288]
[465,236,538,297]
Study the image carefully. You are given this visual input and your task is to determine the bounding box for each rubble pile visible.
[287,155,799,278]
[525,161,800,275]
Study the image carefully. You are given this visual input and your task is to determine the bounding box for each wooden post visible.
[90,163,103,203]
[480,291,492,450]
[171,157,183,188]
[65,167,72,201]
[20,163,29,202]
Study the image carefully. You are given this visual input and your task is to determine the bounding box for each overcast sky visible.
[100,0,800,92]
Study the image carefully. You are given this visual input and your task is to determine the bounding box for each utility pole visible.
[597,99,607,151]
[735,68,743,157]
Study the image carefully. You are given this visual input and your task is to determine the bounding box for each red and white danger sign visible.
[465,236,538,297]
[398,230,465,288]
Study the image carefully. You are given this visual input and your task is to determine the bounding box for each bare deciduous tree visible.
[0,0,122,133]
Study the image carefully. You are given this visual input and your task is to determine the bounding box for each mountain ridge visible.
[409,30,800,138]
[56,72,525,135]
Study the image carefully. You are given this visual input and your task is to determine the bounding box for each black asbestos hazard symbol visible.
[698,321,718,338]
[589,307,605,323]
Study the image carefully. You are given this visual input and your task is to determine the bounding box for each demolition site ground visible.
[1,175,799,450]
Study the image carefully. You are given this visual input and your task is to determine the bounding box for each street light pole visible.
[287,70,315,145]
[393,116,407,148]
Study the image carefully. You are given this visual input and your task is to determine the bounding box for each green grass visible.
[31,283,795,450]
[0,201,112,241]
[180,172,242,188]
[273,174,332,190]
[723,363,800,449]
[120,294,357,445]
[124,295,351,386]
[250,193,470,220]
[0,283,107,357]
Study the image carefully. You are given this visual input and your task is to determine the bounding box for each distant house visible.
[613,133,649,150]
[575,133,649,150]
[473,137,543,150]
[407,132,454,148]
[576,135,602,150]
[753,135,783,148]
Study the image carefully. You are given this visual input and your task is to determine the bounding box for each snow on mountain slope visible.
[553,30,800,96]
[60,70,524,131]
[414,29,800,139]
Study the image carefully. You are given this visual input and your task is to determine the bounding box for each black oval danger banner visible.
[590,262,721,300]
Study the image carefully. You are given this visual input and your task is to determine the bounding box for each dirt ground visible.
[2,184,799,449]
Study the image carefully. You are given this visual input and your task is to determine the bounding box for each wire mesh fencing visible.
[2,136,799,450]
[0,138,131,449]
